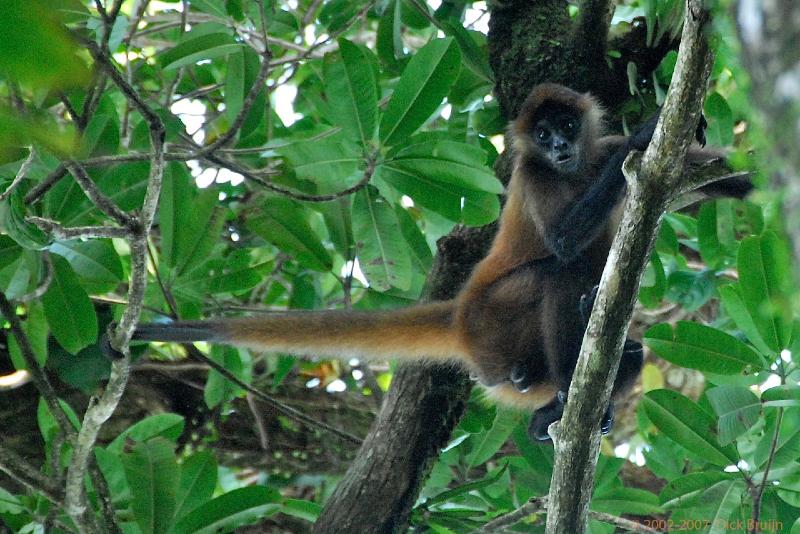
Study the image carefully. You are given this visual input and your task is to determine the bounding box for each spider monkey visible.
[125,83,751,441]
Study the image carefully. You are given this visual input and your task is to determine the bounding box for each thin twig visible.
[65,161,136,227]
[0,292,74,435]
[0,443,64,506]
[474,496,662,534]
[26,217,130,240]
[18,252,53,303]
[24,164,67,204]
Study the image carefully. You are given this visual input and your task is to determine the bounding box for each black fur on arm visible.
[545,114,661,263]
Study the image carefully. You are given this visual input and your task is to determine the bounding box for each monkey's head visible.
[512,83,604,177]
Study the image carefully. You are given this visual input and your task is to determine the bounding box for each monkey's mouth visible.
[556,153,573,163]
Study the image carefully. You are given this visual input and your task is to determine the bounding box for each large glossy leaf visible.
[352,187,412,291]
[591,487,661,516]
[0,0,89,88]
[224,46,265,141]
[706,385,761,445]
[41,255,97,354]
[174,451,217,522]
[324,39,378,145]
[7,300,47,368]
[644,321,764,375]
[641,389,738,467]
[379,38,461,146]
[160,32,243,70]
[737,232,794,351]
[718,284,774,356]
[172,486,281,534]
[762,385,800,409]
[204,346,249,408]
[0,189,50,250]
[107,413,186,454]
[659,472,736,508]
[49,239,123,293]
[246,198,332,272]
[122,438,179,534]
[277,137,363,194]
[466,409,520,469]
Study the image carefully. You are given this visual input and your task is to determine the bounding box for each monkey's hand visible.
[629,112,661,152]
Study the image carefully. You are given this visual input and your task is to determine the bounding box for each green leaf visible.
[639,252,667,308]
[379,38,461,146]
[122,438,179,534]
[352,186,412,291]
[205,346,249,408]
[314,197,354,260]
[324,39,378,145]
[378,140,501,225]
[108,414,186,455]
[0,189,50,250]
[376,0,404,74]
[8,300,47,368]
[438,22,492,82]
[41,255,97,354]
[737,232,794,351]
[762,385,800,409]
[466,409,520,469]
[644,321,764,375]
[246,198,332,272]
[641,389,738,467]
[281,499,322,523]
[706,385,761,445]
[174,451,217,522]
[591,487,661,516]
[0,0,89,88]
[659,472,735,508]
[389,141,503,193]
[425,463,508,507]
[49,239,123,293]
[160,32,243,70]
[277,137,363,194]
[704,92,734,146]
[718,284,774,356]
[172,486,281,534]
[223,47,265,140]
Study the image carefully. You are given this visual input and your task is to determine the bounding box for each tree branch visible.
[545,2,714,533]
[476,496,662,534]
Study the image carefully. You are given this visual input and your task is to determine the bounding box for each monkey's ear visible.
[100,324,125,360]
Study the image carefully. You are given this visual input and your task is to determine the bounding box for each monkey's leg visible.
[526,287,587,441]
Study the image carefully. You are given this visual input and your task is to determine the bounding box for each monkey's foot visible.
[528,391,566,441]
[529,392,615,441]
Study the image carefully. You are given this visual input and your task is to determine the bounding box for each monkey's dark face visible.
[531,109,582,174]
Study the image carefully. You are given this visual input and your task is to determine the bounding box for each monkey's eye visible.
[535,127,551,143]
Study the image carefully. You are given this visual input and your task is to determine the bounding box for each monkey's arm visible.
[545,117,658,262]
[130,301,467,363]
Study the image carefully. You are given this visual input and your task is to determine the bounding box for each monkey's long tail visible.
[132,300,464,363]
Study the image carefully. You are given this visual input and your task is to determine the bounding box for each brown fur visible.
[133,84,749,412]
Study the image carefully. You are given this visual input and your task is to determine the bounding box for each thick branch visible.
[545,2,714,533]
